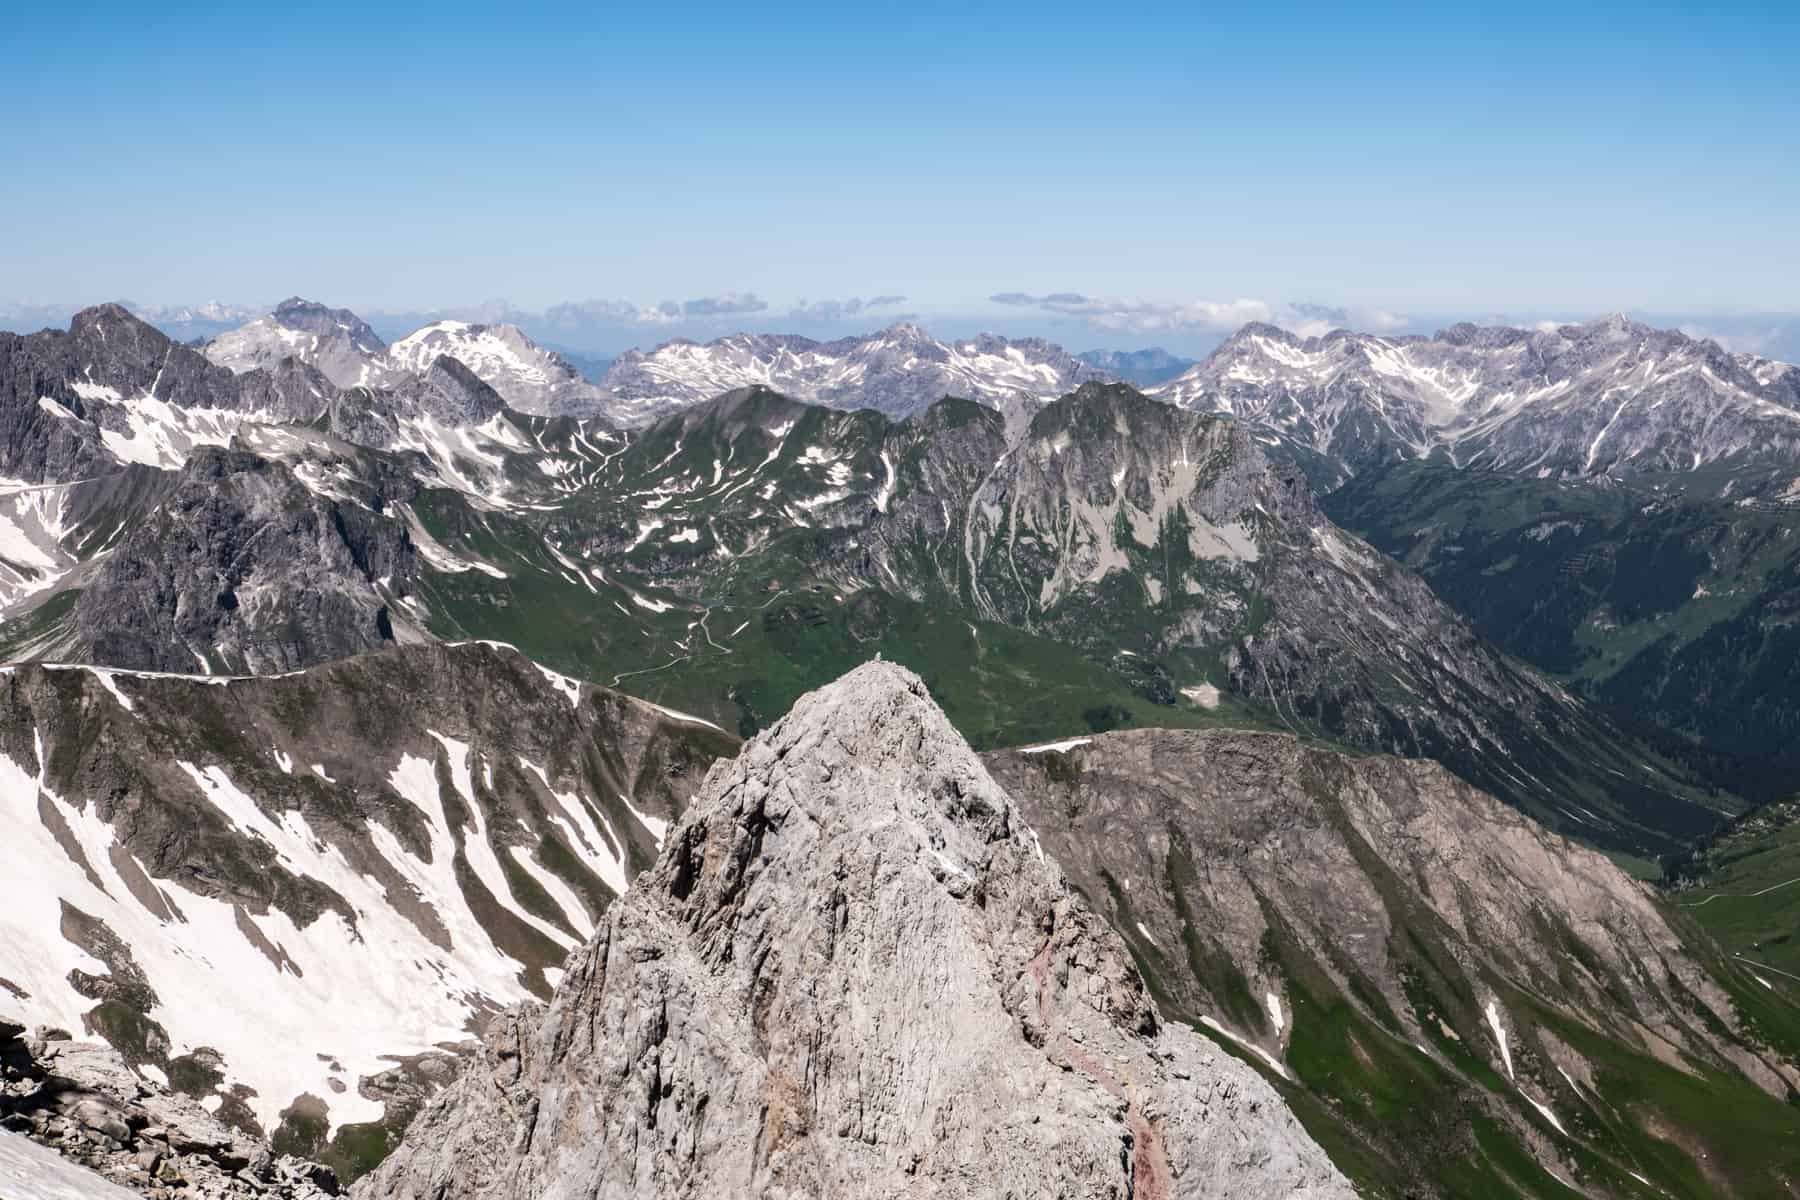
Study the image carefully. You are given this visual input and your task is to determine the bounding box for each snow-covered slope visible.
[4,306,554,512]
[210,309,1112,427]
[385,321,606,417]
[204,298,395,390]
[0,1130,141,1200]
[1152,315,1800,481]
[0,643,733,1145]
[597,321,1111,424]
[206,304,610,419]
[0,470,172,618]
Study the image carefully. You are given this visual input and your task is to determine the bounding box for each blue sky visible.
[5,0,1796,352]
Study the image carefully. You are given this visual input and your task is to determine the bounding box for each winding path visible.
[1680,875,1800,908]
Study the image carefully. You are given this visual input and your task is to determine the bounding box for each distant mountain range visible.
[1152,315,1800,484]
[1076,345,1194,386]
[197,302,1129,423]
[184,302,1800,488]
[595,323,1111,423]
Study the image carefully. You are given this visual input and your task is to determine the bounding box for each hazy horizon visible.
[4,295,1799,364]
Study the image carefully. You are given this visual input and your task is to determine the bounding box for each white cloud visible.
[1678,324,1783,356]
[990,292,1409,338]
[788,295,909,321]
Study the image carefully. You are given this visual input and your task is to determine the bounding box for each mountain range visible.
[192,300,1800,490]
[595,323,1110,423]
[0,305,1733,853]
[1152,315,1800,486]
[3,297,1799,1199]
[194,300,1120,425]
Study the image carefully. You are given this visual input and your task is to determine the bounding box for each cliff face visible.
[358,661,1351,1200]
[64,446,422,674]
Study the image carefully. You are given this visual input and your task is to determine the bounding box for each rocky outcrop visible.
[0,1019,338,1199]
[357,661,1351,1200]
[63,446,420,674]
[325,358,508,451]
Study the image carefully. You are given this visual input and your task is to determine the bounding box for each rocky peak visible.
[1225,319,1304,346]
[234,356,339,424]
[1435,319,1530,349]
[357,661,1351,1199]
[68,303,180,371]
[269,298,386,354]
[674,383,806,432]
[68,302,146,339]
[380,321,605,418]
[911,392,1005,433]
[390,357,506,425]
[875,319,931,343]
[1051,376,1166,416]
[1589,310,1638,333]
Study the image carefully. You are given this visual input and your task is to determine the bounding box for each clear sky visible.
[5,0,1796,337]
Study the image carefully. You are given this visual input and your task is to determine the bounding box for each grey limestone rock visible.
[204,299,396,391]
[0,1020,339,1199]
[63,445,421,674]
[357,660,1351,1200]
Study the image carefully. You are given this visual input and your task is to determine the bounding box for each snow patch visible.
[1198,1015,1288,1079]
[0,1128,142,1198]
[1485,999,1514,1080]
[0,744,550,1139]
[403,508,508,578]
[426,733,576,951]
[643,701,728,735]
[1522,1091,1565,1135]
[516,758,630,897]
[874,449,898,513]
[1180,683,1221,709]
[1017,737,1091,755]
[621,791,669,845]
[533,664,583,709]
